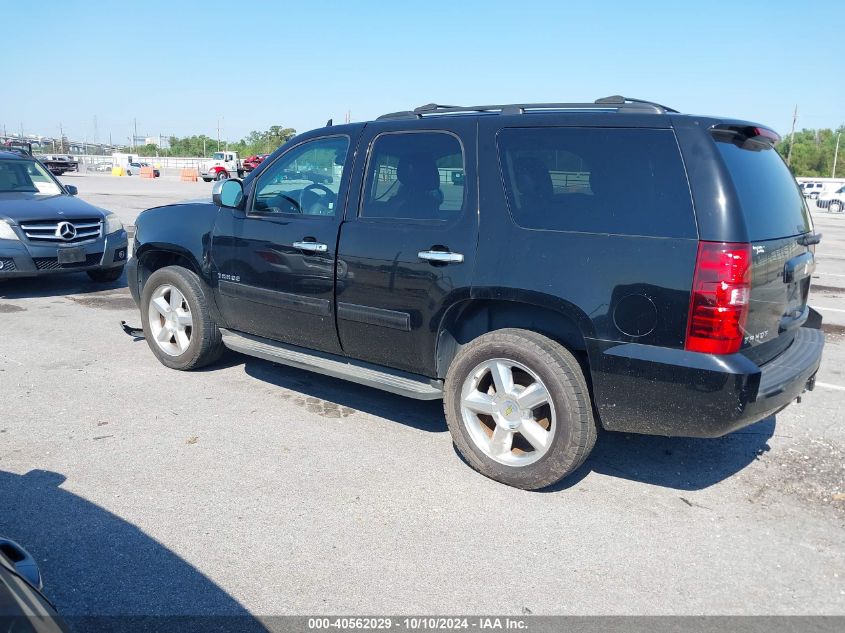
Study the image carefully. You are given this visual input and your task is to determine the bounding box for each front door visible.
[211,134,352,354]
[336,121,478,376]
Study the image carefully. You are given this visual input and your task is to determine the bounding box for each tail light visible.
[685,242,752,354]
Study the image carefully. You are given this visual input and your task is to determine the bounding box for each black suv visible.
[128,96,824,490]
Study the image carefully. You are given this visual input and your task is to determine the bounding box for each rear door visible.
[336,121,478,376]
[711,127,816,364]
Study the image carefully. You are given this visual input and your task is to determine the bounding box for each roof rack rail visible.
[377,96,678,121]
[594,95,679,113]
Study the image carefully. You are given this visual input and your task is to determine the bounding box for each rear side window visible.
[496,127,696,238]
[361,132,465,220]
[714,133,811,240]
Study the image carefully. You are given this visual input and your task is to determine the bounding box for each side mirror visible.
[212,178,244,209]
[65,184,78,196]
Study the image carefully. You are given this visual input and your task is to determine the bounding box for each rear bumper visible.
[0,231,128,279]
[588,324,824,438]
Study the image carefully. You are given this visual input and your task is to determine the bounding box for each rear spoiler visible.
[710,123,780,148]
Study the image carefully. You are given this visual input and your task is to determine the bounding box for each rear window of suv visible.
[496,127,696,238]
[713,132,811,240]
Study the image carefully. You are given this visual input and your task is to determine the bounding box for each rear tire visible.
[444,328,597,490]
[87,266,124,282]
[202,178,212,183]
[140,266,223,370]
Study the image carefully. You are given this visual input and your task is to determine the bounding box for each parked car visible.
[127,96,824,490]
[816,185,845,213]
[0,537,69,631]
[127,162,160,177]
[243,154,269,172]
[0,150,128,281]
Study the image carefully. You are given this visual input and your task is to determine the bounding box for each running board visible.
[220,329,444,400]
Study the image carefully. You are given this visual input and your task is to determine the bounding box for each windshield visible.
[0,159,63,195]
[213,152,225,160]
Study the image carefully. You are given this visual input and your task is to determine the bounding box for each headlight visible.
[103,214,124,234]
[0,219,20,241]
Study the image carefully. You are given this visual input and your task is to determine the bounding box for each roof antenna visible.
[326,118,333,127]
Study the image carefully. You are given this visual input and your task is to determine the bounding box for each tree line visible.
[124,122,843,178]
[129,125,297,158]
[776,126,844,178]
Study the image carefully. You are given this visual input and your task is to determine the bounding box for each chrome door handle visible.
[418,250,464,264]
[293,241,328,253]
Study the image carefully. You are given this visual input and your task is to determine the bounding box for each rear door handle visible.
[293,241,328,253]
[418,250,464,264]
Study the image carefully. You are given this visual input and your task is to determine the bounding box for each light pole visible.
[833,132,841,179]
[787,104,798,167]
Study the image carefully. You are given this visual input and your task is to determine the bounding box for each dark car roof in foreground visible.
[0,150,37,160]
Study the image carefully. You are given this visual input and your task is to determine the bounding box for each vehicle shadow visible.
[0,271,127,300]
[544,416,776,492]
[241,356,447,434]
[0,469,268,632]
[237,354,773,490]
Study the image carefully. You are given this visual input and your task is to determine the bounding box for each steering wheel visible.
[300,183,337,215]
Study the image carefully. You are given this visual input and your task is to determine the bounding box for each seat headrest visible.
[397,154,440,191]
[514,157,553,199]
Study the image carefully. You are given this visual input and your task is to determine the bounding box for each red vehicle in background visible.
[243,154,269,172]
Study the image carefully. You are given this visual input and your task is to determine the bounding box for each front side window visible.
[252,136,349,217]
[0,160,62,196]
[497,127,696,238]
[361,132,465,220]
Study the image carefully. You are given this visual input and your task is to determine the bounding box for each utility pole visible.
[217,119,220,152]
[833,132,841,179]
[133,118,137,150]
[787,104,798,167]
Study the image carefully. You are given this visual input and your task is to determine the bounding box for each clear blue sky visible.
[2,0,843,144]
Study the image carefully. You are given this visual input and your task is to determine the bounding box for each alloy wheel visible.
[147,284,194,356]
[459,358,556,467]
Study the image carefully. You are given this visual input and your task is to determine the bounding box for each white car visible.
[817,185,845,213]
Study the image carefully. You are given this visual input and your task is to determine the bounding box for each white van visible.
[797,177,845,199]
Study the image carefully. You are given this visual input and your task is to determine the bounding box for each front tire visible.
[444,329,597,490]
[140,266,223,370]
[87,266,124,282]
[215,171,228,181]
[830,201,843,213]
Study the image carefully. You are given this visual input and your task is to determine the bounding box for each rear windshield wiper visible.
[798,232,822,246]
